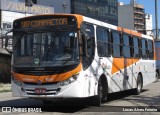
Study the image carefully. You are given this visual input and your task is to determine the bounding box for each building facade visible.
[0,0,54,49]
[118,1,147,34]
[19,0,118,25]
[145,13,153,36]
[71,0,118,25]
[0,0,119,49]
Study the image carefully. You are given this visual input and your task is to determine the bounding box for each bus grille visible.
[25,88,60,95]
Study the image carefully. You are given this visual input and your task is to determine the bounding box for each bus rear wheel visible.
[134,74,143,95]
[155,72,159,82]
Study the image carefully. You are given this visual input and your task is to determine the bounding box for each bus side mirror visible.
[5,30,13,54]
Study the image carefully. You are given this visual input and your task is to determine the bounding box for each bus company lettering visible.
[21,18,68,28]
[6,1,53,14]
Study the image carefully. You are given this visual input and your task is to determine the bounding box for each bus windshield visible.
[13,30,79,67]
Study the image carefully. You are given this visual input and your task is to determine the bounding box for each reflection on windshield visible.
[13,31,79,67]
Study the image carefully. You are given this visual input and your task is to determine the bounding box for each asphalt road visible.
[0,80,160,115]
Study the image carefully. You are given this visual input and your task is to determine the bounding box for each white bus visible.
[5,14,156,106]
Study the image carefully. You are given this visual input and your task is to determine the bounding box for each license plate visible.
[35,88,46,94]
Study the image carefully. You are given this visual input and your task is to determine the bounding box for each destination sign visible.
[21,18,68,28]
[14,16,77,29]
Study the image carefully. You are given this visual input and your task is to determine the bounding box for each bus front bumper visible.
[11,80,84,99]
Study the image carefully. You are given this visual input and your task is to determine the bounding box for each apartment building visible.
[118,0,149,34]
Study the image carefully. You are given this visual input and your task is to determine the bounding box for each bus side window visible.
[111,31,122,57]
[148,40,154,59]
[96,27,110,57]
[133,37,140,58]
[141,38,148,59]
[123,34,131,58]
[81,23,94,58]
[139,38,142,58]
[80,23,95,70]
[129,37,133,57]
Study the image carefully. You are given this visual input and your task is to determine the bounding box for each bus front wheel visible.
[91,80,102,106]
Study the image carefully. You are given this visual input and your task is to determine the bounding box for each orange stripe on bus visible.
[74,14,83,28]
[117,26,122,31]
[112,58,140,74]
[122,28,142,37]
[116,27,142,37]
[154,42,156,60]
[12,63,82,83]
[154,50,157,60]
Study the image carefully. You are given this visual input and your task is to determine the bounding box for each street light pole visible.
[155,0,159,40]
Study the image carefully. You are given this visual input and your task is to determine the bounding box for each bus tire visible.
[134,74,143,95]
[92,80,102,106]
[155,72,159,82]
[101,77,108,102]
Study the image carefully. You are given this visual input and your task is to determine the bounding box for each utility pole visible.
[155,0,159,40]
[155,0,160,81]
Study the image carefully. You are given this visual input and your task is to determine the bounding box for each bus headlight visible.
[11,75,22,86]
[60,74,79,86]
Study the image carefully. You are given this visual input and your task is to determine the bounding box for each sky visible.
[118,0,160,28]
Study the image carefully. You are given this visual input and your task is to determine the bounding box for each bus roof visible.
[13,13,153,40]
[82,16,153,40]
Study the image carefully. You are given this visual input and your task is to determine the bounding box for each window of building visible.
[71,0,118,26]
[112,31,122,57]
[97,27,110,57]
[123,34,131,58]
